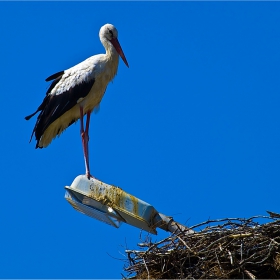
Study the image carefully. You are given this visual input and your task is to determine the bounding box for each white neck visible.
[102,39,119,80]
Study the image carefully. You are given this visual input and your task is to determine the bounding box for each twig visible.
[143,257,150,279]
[245,269,256,279]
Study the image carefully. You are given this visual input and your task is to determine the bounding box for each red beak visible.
[110,37,129,68]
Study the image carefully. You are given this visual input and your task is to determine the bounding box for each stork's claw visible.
[86,173,95,180]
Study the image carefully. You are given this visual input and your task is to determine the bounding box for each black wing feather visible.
[45,70,65,82]
[45,72,65,96]
[26,73,95,148]
[25,72,65,121]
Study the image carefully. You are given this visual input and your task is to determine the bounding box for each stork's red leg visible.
[85,111,92,178]
[80,107,92,179]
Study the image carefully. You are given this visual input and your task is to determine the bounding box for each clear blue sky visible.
[1,2,279,278]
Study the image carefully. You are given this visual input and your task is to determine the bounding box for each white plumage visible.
[25,23,129,178]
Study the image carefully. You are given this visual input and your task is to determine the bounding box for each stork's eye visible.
[108,29,113,37]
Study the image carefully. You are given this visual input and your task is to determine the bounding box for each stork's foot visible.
[86,172,95,180]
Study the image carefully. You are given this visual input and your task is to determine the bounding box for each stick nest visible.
[124,211,280,279]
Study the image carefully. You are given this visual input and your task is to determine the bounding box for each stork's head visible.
[99,23,129,68]
[100,23,118,41]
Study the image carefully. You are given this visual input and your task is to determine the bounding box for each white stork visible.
[25,23,129,178]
